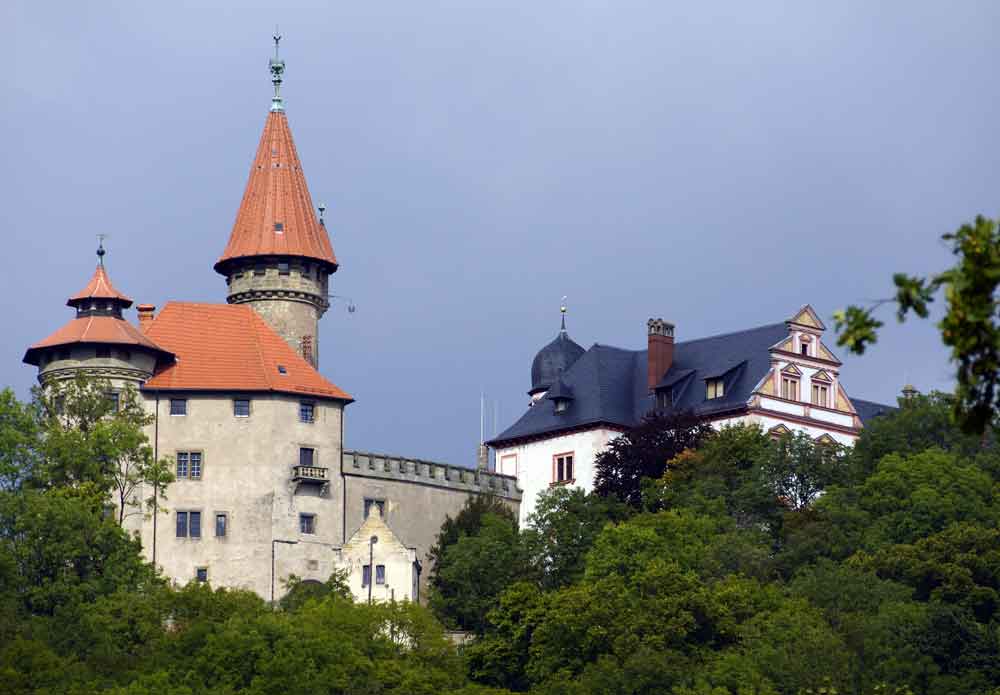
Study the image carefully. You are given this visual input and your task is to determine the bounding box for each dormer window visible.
[706,379,724,399]
[554,399,569,413]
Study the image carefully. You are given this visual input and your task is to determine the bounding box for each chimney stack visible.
[137,304,156,332]
[647,318,675,392]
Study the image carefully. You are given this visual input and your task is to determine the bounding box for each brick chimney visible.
[137,304,156,332]
[647,318,675,392]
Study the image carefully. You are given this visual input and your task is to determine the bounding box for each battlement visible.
[342,450,521,501]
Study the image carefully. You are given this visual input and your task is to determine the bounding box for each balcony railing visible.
[292,465,328,482]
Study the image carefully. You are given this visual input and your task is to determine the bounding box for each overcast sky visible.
[4,1,998,464]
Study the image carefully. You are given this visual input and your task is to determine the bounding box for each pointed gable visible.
[780,363,803,376]
[215,111,338,274]
[811,369,833,383]
[787,305,826,331]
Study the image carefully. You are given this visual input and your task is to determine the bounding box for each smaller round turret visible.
[529,304,584,400]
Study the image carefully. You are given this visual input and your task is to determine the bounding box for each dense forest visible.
[1,377,998,694]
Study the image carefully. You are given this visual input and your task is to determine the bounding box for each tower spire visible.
[96,234,107,267]
[560,296,567,332]
[269,29,285,113]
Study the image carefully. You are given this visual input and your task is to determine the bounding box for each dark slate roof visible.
[489,322,791,446]
[530,330,585,395]
[851,397,898,424]
[545,375,575,401]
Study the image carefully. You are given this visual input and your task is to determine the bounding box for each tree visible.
[522,486,629,590]
[835,215,1000,434]
[429,513,527,633]
[0,389,39,492]
[757,431,848,511]
[593,412,714,508]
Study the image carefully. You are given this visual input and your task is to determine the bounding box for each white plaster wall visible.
[714,412,857,447]
[335,513,418,603]
[138,392,345,599]
[495,427,620,526]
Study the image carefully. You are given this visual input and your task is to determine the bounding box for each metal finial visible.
[269,28,286,112]
[318,203,326,226]
[96,234,107,267]
[560,296,567,332]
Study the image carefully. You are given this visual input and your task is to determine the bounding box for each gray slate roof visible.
[851,398,899,424]
[489,321,894,446]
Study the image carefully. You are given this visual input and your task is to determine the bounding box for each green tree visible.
[522,486,629,590]
[835,215,1000,434]
[0,388,40,491]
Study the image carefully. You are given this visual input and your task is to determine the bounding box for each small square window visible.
[274,222,284,232]
[195,567,208,583]
[299,447,315,468]
[277,365,287,375]
[376,565,386,585]
[299,402,315,423]
[362,564,371,587]
[554,454,574,483]
[234,399,251,417]
[299,513,316,534]
[278,262,290,275]
[254,265,266,276]
[170,398,187,416]
[215,513,227,537]
[706,379,725,400]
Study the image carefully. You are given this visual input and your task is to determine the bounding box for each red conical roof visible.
[67,264,133,308]
[215,111,338,274]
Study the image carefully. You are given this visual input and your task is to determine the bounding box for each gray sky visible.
[4,1,998,464]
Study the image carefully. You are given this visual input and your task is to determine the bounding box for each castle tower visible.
[23,244,173,390]
[214,36,338,367]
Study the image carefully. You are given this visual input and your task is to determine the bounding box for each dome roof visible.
[530,330,584,395]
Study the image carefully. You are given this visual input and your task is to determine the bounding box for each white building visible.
[488,306,894,525]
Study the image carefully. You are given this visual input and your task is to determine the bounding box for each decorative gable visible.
[768,424,793,439]
[787,305,826,331]
[811,369,833,383]
[817,342,840,363]
[780,363,803,377]
[815,434,837,445]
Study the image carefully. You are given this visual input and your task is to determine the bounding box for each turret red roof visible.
[23,316,172,366]
[67,265,133,307]
[142,303,352,402]
[215,111,338,273]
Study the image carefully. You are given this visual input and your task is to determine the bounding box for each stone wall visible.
[342,450,521,598]
[224,259,330,366]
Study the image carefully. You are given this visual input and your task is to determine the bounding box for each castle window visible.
[176,510,202,538]
[781,376,800,401]
[254,265,265,276]
[553,453,574,484]
[105,391,120,412]
[800,344,809,356]
[299,401,315,423]
[278,261,290,275]
[299,513,316,535]
[362,564,371,587]
[274,222,284,232]
[376,565,386,585]
[215,513,227,537]
[233,399,251,417]
[706,379,724,399]
[277,365,287,375]
[299,447,315,467]
[170,398,187,416]
[811,384,830,408]
[364,498,385,519]
[96,346,111,359]
[176,451,202,480]
[195,567,208,583]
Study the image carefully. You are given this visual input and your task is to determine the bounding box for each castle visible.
[23,43,896,599]
[22,41,520,603]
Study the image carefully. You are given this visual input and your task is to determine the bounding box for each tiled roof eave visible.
[139,382,354,403]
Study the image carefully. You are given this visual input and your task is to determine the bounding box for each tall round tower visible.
[214,36,337,368]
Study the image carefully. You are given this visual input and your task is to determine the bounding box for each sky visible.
[4,1,998,465]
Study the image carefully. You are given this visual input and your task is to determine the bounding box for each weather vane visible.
[560,296,567,331]
[96,234,108,267]
[269,26,286,112]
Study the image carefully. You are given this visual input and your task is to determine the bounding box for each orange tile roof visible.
[215,111,338,273]
[67,265,133,307]
[23,315,172,366]
[142,302,352,402]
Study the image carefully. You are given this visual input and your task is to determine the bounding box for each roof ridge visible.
[675,321,787,347]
